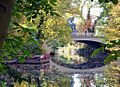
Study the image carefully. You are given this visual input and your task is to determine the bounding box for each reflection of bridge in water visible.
[50,60,104,74]
[3,56,105,75]
[2,56,106,86]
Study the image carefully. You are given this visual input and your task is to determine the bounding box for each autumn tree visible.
[103,0,120,63]
[0,0,58,61]
[102,0,120,86]
[104,61,120,86]
[0,0,58,85]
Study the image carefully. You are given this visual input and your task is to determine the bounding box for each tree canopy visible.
[103,0,120,63]
[0,0,119,85]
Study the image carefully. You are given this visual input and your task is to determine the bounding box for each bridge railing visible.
[71,31,105,38]
[72,32,95,38]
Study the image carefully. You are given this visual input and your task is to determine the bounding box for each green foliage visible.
[0,63,9,73]
[106,39,120,49]
[0,0,119,85]
[41,67,70,87]
[0,0,60,84]
[104,54,117,64]
[0,64,28,85]
[14,0,58,20]
[1,81,6,87]
[110,0,118,5]
[104,39,120,64]
[91,47,104,57]
[18,56,25,63]
[5,65,28,84]
[94,0,119,64]
[0,63,6,73]
[101,0,120,63]
[104,61,120,86]
[91,0,118,4]
[42,15,72,50]
[0,0,58,60]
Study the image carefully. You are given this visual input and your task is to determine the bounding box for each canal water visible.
[70,73,108,87]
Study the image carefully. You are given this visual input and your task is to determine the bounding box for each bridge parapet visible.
[71,32,104,43]
[72,32,95,38]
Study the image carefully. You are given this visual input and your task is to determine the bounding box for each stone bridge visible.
[72,32,104,44]
[48,32,106,74]
[3,31,106,74]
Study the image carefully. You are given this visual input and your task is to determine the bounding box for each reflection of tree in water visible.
[76,44,95,59]
[71,73,106,87]
[56,42,88,64]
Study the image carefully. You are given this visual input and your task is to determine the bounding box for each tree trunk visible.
[0,0,14,52]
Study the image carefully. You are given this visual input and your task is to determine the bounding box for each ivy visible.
[91,47,104,57]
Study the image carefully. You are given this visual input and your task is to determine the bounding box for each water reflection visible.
[71,73,107,87]
[53,42,108,69]
[56,42,89,64]
[71,74,82,87]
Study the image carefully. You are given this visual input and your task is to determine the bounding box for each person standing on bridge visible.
[68,17,76,31]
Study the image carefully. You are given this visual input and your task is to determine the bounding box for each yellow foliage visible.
[104,61,120,87]
[104,29,120,40]
[14,81,28,87]
[104,0,120,41]
[104,1,120,86]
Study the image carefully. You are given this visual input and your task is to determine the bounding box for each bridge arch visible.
[75,40,105,48]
